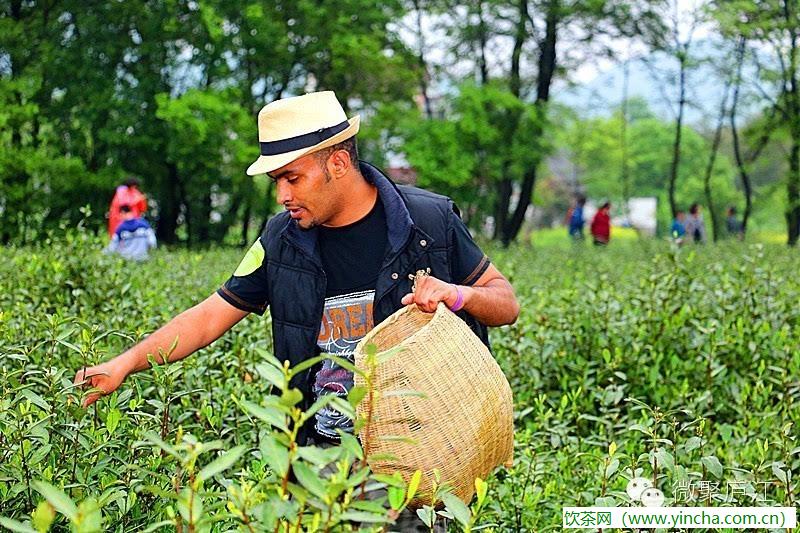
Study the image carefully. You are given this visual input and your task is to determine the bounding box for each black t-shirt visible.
[318,197,387,298]
[311,198,386,440]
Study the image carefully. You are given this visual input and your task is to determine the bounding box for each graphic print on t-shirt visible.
[313,289,375,439]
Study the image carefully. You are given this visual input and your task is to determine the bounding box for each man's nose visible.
[276,180,291,205]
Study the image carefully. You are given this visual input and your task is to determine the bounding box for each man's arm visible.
[400,264,519,326]
[73,293,249,406]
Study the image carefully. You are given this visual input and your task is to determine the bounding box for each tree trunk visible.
[498,0,557,245]
[509,0,528,99]
[476,1,489,85]
[703,67,732,242]
[241,201,252,246]
[196,192,212,243]
[785,0,800,245]
[502,165,536,246]
[180,179,192,245]
[412,0,433,118]
[730,37,753,236]
[621,60,632,213]
[668,51,687,220]
[255,180,275,237]
[788,138,800,245]
[494,177,512,241]
[156,163,181,244]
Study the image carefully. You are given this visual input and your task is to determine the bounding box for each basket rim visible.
[354,302,452,358]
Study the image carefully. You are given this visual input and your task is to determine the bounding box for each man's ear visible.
[326,149,351,179]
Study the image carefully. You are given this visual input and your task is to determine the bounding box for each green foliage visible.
[2,226,799,529]
[402,83,547,224]
[486,241,799,528]
[1,227,481,531]
[155,89,257,242]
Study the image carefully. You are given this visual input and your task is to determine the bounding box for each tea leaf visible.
[260,434,289,477]
[0,518,37,533]
[388,486,405,510]
[197,445,246,482]
[31,481,78,521]
[31,501,55,533]
[347,385,367,407]
[701,456,723,478]
[291,462,326,500]
[475,477,488,506]
[339,510,387,523]
[255,363,284,389]
[242,401,288,432]
[440,492,470,526]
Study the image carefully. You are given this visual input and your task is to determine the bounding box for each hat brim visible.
[246,115,361,176]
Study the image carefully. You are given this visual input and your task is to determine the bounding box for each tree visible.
[715,0,800,244]
[0,0,419,244]
[414,0,666,243]
[155,89,255,243]
[639,0,706,220]
[403,83,545,228]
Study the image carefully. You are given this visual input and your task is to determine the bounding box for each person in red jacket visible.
[108,178,148,237]
[590,201,611,246]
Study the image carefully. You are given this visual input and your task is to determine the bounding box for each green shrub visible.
[1,231,798,531]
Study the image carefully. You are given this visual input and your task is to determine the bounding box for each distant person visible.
[671,210,687,245]
[567,196,586,241]
[590,202,611,246]
[684,203,707,244]
[108,178,148,237]
[726,206,744,240]
[106,205,157,261]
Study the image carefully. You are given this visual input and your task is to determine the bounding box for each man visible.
[105,204,157,261]
[671,210,687,245]
[726,206,744,240]
[567,195,586,241]
[684,203,707,244]
[75,91,519,529]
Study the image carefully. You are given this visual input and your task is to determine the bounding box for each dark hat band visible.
[259,120,349,156]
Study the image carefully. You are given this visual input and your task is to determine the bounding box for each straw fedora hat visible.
[246,91,360,176]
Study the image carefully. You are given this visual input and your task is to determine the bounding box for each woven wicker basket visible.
[354,302,513,507]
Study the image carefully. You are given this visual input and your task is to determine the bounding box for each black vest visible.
[260,162,489,437]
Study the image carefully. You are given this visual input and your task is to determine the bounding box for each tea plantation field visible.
[1,232,798,531]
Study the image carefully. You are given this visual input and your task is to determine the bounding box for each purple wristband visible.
[449,284,464,312]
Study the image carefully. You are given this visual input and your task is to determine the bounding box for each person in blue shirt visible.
[683,203,707,244]
[567,196,586,240]
[106,205,157,261]
[726,206,744,240]
[671,210,686,244]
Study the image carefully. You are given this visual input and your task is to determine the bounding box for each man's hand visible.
[71,293,250,409]
[401,265,519,326]
[401,275,459,313]
[73,359,130,407]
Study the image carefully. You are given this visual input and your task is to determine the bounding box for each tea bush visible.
[1,230,798,531]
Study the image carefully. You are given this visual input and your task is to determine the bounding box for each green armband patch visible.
[233,239,265,277]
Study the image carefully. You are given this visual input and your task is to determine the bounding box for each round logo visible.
[626,477,654,501]
[640,487,665,507]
